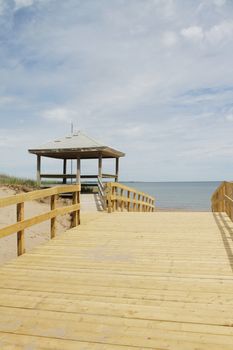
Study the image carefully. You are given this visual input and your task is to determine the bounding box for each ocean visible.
[123,181,221,211]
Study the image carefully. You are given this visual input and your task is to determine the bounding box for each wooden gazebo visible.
[28,131,125,187]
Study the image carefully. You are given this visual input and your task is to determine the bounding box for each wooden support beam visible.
[138,194,141,211]
[76,158,81,185]
[127,191,130,211]
[63,159,67,184]
[17,203,25,256]
[133,193,136,211]
[72,191,78,228]
[115,158,119,182]
[37,155,41,187]
[120,189,124,212]
[50,195,56,238]
[77,190,81,225]
[98,154,102,179]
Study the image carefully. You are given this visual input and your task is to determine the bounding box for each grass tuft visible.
[0,174,37,188]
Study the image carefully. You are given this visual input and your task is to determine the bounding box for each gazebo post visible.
[115,158,119,182]
[37,155,41,187]
[63,159,67,184]
[76,158,81,185]
[98,154,102,180]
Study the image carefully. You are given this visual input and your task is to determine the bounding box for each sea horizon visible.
[122,181,221,211]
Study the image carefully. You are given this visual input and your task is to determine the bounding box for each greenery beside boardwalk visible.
[0,174,37,188]
[0,174,97,193]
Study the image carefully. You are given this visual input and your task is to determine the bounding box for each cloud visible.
[14,0,34,10]
[1,0,233,180]
[213,0,226,6]
[162,31,178,47]
[206,21,233,44]
[0,96,17,105]
[181,21,233,45]
[0,0,6,15]
[181,26,204,41]
[226,114,233,121]
[41,107,75,122]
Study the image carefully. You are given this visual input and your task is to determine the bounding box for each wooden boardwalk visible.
[1,211,233,349]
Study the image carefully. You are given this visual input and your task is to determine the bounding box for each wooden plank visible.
[1,212,233,348]
[0,332,139,350]
[102,174,118,179]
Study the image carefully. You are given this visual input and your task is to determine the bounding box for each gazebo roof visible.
[28,131,125,159]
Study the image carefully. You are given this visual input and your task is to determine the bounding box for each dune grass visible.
[0,174,37,188]
[0,174,98,193]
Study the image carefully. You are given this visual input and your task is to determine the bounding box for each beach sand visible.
[0,186,103,265]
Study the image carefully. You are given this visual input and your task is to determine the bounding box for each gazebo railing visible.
[106,182,155,213]
[0,185,80,256]
[40,174,117,185]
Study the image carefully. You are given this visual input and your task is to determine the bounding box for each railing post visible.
[127,191,130,212]
[229,183,233,221]
[120,189,124,212]
[37,155,41,187]
[72,191,78,227]
[222,182,226,212]
[77,189,81,225]
[17,202,25,256]
[50,194,57,238]
[138,194,141,211]
[133,193,136,212]
[142,196,145,212]
[107,183,112,213]
[115,187,118,211]
[225,183,229,216]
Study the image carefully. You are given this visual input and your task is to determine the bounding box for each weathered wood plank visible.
[0,212,233,349]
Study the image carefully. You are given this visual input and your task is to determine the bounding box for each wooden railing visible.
[106,182,155,213]
[211,181,233,220]
[97,176,106,210]
[0,185,80,256]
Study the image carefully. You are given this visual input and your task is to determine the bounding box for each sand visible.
[0,186,103,265]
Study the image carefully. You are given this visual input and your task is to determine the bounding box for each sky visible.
[0,0,233,181]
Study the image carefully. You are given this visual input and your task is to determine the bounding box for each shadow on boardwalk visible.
[213,212,233,272]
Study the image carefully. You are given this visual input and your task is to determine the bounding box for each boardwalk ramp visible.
[1,211,233,349]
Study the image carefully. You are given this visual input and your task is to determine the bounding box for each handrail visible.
[97,176,106,210]
[40,174,118,179]
[0,185,81,256]
[211,181,233,220]
[106,182,155,213]
[40,174,101,179]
